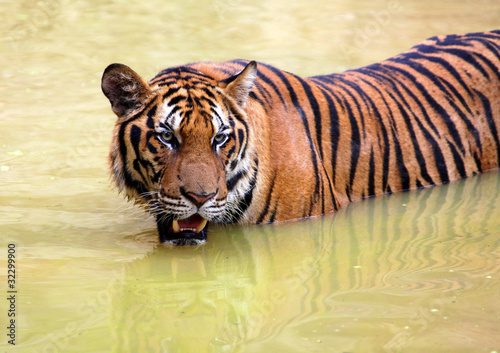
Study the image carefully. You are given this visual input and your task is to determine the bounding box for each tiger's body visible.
[102,30,500,244]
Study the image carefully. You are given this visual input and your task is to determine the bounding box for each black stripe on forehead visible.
[178,110,216,135]
[193,94,217,108]
[175,92,223,126]
[211,106,224,127]
[153,71,227,133]
[158,105,182,129]
[151,66,216,87]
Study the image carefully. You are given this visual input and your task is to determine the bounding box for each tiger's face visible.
[102,62,257,245]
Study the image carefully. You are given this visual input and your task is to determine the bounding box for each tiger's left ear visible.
[220,61,257,108]
[101,63,152,118]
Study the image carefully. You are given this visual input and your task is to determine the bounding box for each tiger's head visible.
[102,61,257,245]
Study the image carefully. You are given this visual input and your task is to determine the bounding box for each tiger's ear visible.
[101,63,152,118]
[220,61,257,108]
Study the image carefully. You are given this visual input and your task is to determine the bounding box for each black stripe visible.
[233,128,248,171]
[308,79,341,210]
[146,105,157,125]
[307,195,315,218]
[146,131,157,154]
[153,66,209,80]
[161,106,181,125]
[446,140,467,179]
[347,75,392,192]
[167,95,186,106]
[248,90,267,108]
[129,125,149,183]
[381,63,466,154]
[390,93,435,185]
[313,76,363,195]
[392,54,483,152]
[443,92,482,153]
[146,116,155,129]
[445,48,494,80]
[117,99,157,194]
[411,113,449,185]
[134,159,154,185]
[344,185,351,202]
[229,159,238,172]
[150,164,162,183]
[226,169,247,192]
[473,152,482,173]
[226,144,236,161]
[227,112,249,170]
[472,39,500,82]
[354,67,408,192]
[359,66,441,137]
[355,68,450,185]
[299,80,323,159]
[129,125,142,158]
[342,97,361,194]
[376,80,448,185]
[256,171,277,224]
[368,147,376,197]
[268,198,279,223]
[252,83,272,108]
[401,50,475,98]
[240,160,258,215]
[229,158,259,222]
[237,129,245,147]
[162,87,180,99]
[380,137,390,193]
[196,95,217,109]
[309,79,341,182]
[336,76,413,191]
[210,106,224,126]
[228,60,274,107]
[330,78,369,139]
[315,75,367,139]
[299,79,327,213]
[171,74,211,84]
[200,86,216,99]
[390,124,410,191]
[475,90,500,166]
[261,63,321,198]
[237,61,287,107]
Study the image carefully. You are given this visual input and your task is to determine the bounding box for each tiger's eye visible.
[161,131,174,142]
[214,133,226,143]
[157,130,177,147]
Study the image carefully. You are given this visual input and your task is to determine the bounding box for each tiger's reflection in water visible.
[109,172,499,352]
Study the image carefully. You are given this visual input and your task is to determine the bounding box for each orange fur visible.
[102,30,500,242]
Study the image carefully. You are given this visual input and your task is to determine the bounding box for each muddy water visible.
[1,0,499,352]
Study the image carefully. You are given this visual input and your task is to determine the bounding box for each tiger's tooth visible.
[172,220,180,233]
[196,219,208,233]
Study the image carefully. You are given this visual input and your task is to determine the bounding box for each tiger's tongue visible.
[173,214,207,233]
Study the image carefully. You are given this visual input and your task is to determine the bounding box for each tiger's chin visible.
[156,213,209,246]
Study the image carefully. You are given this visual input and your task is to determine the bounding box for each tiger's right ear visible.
[220,61,257,108]
[101,63,152,118]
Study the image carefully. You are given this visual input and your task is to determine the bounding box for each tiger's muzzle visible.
[157,213,209,246]
[156,187,222,245]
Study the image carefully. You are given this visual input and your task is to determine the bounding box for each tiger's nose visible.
[181,188,217,208]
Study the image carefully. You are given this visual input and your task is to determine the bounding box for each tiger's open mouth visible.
[156,213,209,246]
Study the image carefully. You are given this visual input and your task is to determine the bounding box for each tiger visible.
[101,30,500,245]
